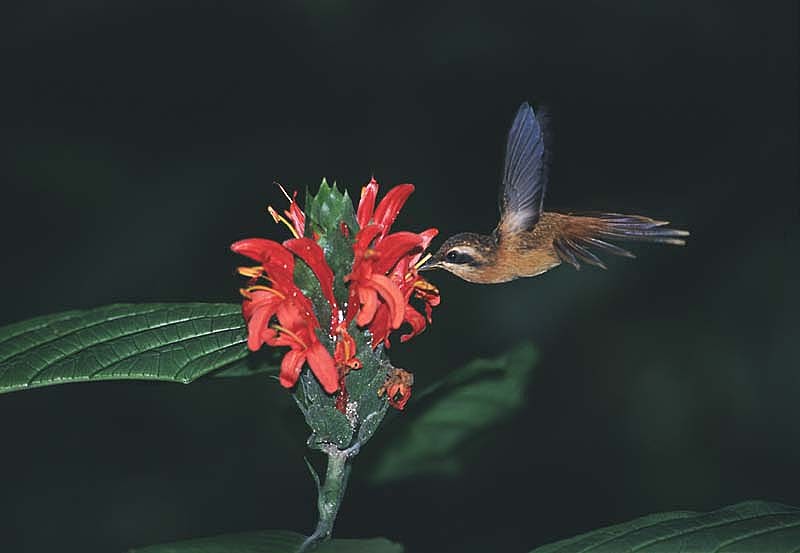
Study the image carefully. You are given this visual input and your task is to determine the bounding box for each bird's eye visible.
[445,250,475,264]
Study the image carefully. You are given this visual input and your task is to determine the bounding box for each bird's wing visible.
[495,102,548,240]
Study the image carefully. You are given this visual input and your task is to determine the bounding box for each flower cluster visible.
[231,179,439,409]
[345,179,440,348]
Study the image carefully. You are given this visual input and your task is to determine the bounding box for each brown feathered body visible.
[428,212,687,284]
[421,103,688,284]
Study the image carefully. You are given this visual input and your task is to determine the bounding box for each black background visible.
[1,2,797,552]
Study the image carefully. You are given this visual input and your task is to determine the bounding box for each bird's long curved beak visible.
[417,257,438,272]
[415,252,437,272]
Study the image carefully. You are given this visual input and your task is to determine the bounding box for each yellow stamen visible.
[237,266,263,278]
[244,285,286,299]
[268,205,300,239]
[414,253,432,270]
[413,279,439,295]
[271,324,307,349]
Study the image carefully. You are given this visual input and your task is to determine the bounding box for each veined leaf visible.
[530,500,800,553]
[368,341,537,483]
[128,530,403,553]
[0,303,276,394]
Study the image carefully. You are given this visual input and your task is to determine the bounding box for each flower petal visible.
[306,341,339,393]
[241,289,280,322]
[356,178,379,229]
[368,305,392,349]
[372,231,424,275]
[245,303,272,351]
[356,284,380,327]
[279,349,306,389]
[284,237,337,315]
[242,290,282,351]
[368,273,405,329]
[231,238,295,280]
[285,192,306,237]
[351,224,383,258]
[400,305,427,343]
[372,183,414,233]
[275,300,313,336]
[408,227,439,266]
[388,385,411,410]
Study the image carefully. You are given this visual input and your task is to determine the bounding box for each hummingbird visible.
[420,102,689,283]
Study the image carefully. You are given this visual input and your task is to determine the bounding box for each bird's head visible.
[419,233,498,283]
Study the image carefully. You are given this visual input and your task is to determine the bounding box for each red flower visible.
[268,184,306,239]
[264,300,338,393]
[231,237,339,394]
[333,327,362,413]
[345,180,440,348]
[378,368,414,410]
[387,227,441,345]
[284,237,339,332]
[233,180,441,411]
[334,327,362,374]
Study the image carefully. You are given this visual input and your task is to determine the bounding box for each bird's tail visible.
[553,213,689,270]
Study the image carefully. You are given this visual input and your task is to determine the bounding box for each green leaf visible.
[0,303,268,394]
[306,403,354,449]
[368,341,537,483]
[530,500,800,553]
[129,530,403,553]
[211,348,280,378]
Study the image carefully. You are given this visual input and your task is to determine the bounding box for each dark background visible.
[1,2,797,552]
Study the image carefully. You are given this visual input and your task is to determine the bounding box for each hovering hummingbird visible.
[421,102,689,283]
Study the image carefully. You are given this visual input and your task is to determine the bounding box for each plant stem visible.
[298,443,359,552]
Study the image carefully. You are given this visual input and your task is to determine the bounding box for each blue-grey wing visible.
[496,102,548,238]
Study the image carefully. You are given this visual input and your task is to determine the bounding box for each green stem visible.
[298,443,358,552]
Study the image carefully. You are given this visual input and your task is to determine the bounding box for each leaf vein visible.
[713,520,800,553]
[172,339,249,381]
[558,517,683,553]
[627,511,799,553]
[0,305,177,366]
[0,310,85,348]
[83,326,244,380]
[19,319,241,385]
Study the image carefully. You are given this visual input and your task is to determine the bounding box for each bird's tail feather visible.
[553,213,689,270]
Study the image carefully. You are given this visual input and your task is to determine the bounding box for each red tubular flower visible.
[264,300,338,393]
[356,178,379,229]
[378,368,414,410]
[345,179,440,348]
[334,328,362,373]
[233,179,441,410]
[333,327,362,413]
[284,237,339,332]
[231,237,338,394]
[268,184,306,238]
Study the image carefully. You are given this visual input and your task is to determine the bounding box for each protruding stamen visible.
[271,324,307,348]
[275,182,293,202]
[413,279,439,295]
[414,253,432,270]
[268,206,301,238]
[244,285,286,299]
[237,266,263,278]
